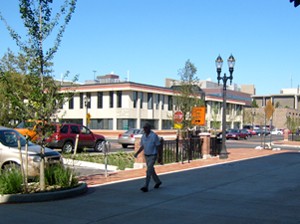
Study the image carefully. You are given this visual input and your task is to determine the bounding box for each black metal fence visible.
[159,136,220,165]
[288,133,300,142]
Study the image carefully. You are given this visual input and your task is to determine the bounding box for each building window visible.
[90,119,113,130]
[162,120,172,129]
[148,93,153,109]
[80,93,83,109]
[140,119,158,129]
[97,92,103,108]
[226,103,230,115]
[85,92,91,109]
[117,91,122,108]
[133,91,138,108]
[68,97,74,109]
[168,96,173,111]
[161,95,164,110]
[236,105,242,115]
[139,92,143,109]
[156,94,160,110]
[117,119,137,130]
[109,91,114,108]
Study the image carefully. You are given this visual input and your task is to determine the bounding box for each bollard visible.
[104,141,111,178]
[199,133,211,159]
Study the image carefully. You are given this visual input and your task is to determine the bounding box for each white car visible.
[0,126,62,177]
[117,128,144,148]
[271,128,283,135]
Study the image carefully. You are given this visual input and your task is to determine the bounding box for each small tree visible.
[174,60,204,132]
[252,99,259,108]
[211,104,220,132]
[243,109,252,126]
[0,0,77,190]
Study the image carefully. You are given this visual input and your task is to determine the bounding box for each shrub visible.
[44,164,78,188]
[0,167,23,194]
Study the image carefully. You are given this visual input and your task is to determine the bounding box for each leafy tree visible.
[0,0,77,190]
[173,60,204,132]
[243,109,252,126]
[211,103,220,132]
[252,99,259,108]
[286,115,300,134]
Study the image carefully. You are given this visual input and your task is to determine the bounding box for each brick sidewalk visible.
[79,148,289,186]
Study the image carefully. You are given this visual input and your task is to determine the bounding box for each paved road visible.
[1,151,300,223]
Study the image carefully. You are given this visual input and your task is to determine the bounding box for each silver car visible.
[117,128,144,148]
[0,126,62,177]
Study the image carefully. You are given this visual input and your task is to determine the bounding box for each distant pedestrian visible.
[134,123,162,192]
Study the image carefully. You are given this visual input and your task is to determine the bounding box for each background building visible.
[246,88,300,130]
[55,74,252,132]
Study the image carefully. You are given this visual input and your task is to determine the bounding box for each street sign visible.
[174,111,184,123]
[174,123,183,129]
[191,106,206,126]
[86,113,91,124]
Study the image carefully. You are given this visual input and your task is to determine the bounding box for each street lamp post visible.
[84,96,90,127]
[215,55,235,159]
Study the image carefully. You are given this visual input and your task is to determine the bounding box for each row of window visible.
[61,118,173,130]
[209,101,242,115]
[67,92,243,117]
[67,91,174,110]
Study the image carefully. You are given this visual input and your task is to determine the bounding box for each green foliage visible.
[44,164,78,188]
[0,164,79,195]
[211,104,221,130]
[285,115,300,133]
[252,99,259,108]
[64,151,136,170]
[0,0,77,67]
[0,167,23,194]
[174,59,203,130]
[0,1,78,127]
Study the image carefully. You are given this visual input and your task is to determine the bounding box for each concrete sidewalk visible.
[78,147,290,186]
[1,147,300,223]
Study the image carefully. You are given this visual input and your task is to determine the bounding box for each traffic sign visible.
[174,111,184,123]
[191,106,206,126]
[174,123,183,129]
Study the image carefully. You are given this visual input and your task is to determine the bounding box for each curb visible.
[63,158,118,171]
[0,182,88,204]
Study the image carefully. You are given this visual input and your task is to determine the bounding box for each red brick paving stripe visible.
[79,148,289,186]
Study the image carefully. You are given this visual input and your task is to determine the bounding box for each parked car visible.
[15,120,43,142]
[271,128,283,135]
[241,128,253,137]
[255,128,270,136]
[118,128,144,148]
[44,123,106,153]
[226,129,248,140]
[0,126,62,178]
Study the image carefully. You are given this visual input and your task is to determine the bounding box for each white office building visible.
[56,74,252,131]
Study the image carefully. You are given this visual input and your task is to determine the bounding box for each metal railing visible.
[159,137,204,164]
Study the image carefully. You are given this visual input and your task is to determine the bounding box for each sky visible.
[0,0,300,96]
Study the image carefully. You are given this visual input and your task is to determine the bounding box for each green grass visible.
[0,166,23,194]
[44,164,78,188]
[64,151,136,170]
